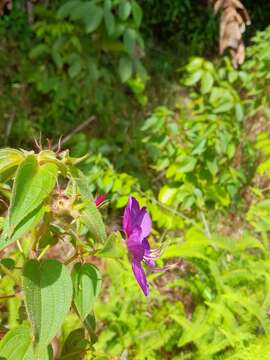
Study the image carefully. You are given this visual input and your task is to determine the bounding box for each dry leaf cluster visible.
[0,0,12,16]
[211,0,251,67]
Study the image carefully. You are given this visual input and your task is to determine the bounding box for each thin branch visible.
[58,348,92,360]
[0,292,21,301]
[52,116,96,151]
[199,211,212,239]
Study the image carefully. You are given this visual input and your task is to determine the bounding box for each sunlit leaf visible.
[8,155,58,237]
[72,263,102,321]
[0,326,34,360]
[22,259,73,354]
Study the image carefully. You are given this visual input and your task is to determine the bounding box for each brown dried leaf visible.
[211,0,250,67]
[0,0,12,16]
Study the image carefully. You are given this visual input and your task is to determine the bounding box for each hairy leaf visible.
[22,259,73,354]
[72,263,102,321]
[8,155,58,237]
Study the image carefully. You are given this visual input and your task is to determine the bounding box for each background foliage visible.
[1,1,270,359]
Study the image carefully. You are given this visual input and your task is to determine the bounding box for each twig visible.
[37,245,51,260]
[199,211,212,239]
[52,116,96,151]
[58,348,92,360]
[5,111,15,145]
[0,292,21,301]
[64,251,89,266]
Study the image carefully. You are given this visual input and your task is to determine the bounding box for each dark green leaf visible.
[82,5,103,33]
[57,0,80,18]
[118,1,131,20]
[131,1,143,27]
[61,328,89,360]
[68,59,82,78]
[104,0,115,36]
[123,28,136,54]
[119,56,133,82]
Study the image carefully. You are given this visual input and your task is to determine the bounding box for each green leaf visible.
[123,28,136,54]
[61,328,89,359]
[0,205,45,251]
[22,259,73,353]
[82,5,103,33]
[0,326,34,360]
[57,0,80,18]
[158,186,177,205]
[131,1,143,27]
[8,155,58,237]
[177,156,197,173]
[118,1,131,20]
[200,72,214,94]
[68,59,82,78]
[184,70,203,86]
[0,148,24,182]
[104,0,115,36]
[69,168,106,243]
[119,56,133,82]
[72,263,102,321]
[83,313,97,343]
[213,102,234,113]
[97,231,125,258]
[82,202,107,243]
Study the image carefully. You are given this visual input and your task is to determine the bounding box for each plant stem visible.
[37,245,51,260]
[0,264,20,285]
[57,348,92,360]
[0,292,21,301]
[200,211,212,239]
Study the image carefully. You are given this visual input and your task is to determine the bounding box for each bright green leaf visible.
[22,259,73,354]
[72,263,102,321]
[0,326,34,360]
[201,72,214,94]
[8,155,58,237]
[0,148,24,182]
[0,205,45,251]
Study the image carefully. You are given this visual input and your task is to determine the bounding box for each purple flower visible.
[123,196,159,296]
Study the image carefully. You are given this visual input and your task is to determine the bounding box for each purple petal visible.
[123,196,137,236]
[127,227,144,261]
[142,239,155,267]
[139,209,152,239]
[131,259,149,296]
[123,196,152,240]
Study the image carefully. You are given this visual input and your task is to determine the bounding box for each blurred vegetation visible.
[1,0,270,359]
